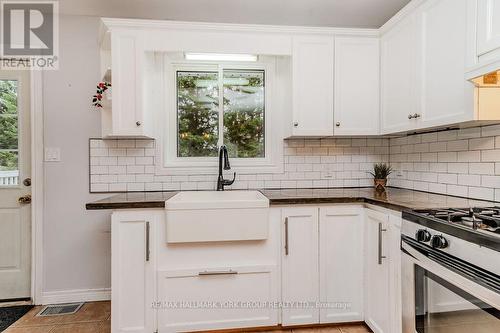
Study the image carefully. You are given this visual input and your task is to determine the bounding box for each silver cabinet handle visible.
[336,122,341,127]
[198,270,238,276]
[378,222,387,265]
[293,122,299,127]
[145,221,150,262]
[136,121,142,126]
[284,217,289,256]
[408,114,414,119]
[408,113,421,120]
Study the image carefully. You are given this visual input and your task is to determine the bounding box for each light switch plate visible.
[44,148,61,162]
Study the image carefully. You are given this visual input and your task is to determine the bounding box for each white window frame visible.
[156,55,283,175]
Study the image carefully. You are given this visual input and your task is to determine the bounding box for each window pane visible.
[0,150,18,186]
[177,71,219,157]
[0,80,18,150]
[0,151,18,171]
[0,80,18,115]
[0,115,18,149]
[223,70,265,158]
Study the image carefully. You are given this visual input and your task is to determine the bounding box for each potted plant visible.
[369,163,393,191]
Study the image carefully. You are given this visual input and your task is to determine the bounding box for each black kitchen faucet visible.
[217,145,236,191]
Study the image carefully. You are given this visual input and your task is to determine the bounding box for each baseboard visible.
[40,288,110,305]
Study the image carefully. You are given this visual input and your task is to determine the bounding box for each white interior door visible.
[0,70,31,300]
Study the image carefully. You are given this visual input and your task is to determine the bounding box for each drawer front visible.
[157,265,278,332]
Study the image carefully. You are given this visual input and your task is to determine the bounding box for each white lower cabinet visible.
[111,210,159,333]
[111,205,402,333]
[364,208,402,333]
[319,206,364,323]
[281,207,320,325]
[281,205,365,326]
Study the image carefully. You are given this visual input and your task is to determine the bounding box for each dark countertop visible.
[85,187,495,211]
[86,191,178,210]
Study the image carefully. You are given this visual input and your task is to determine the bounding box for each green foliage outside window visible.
[177,72,219,157]
[0,80,18,171]
[176,69,265,159]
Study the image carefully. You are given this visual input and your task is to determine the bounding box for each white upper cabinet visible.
[380,13,420,134]
[382,0,476,134]
[477,0,500,57]
[419,0,474,127]
[334,37,380,135]
[100,25,154,138]
[291,35,335,136]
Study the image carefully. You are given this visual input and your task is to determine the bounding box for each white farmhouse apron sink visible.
[165,190,269,243]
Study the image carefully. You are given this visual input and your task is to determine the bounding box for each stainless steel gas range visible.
[401,207,500,333]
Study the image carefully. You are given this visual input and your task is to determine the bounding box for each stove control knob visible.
[416,229,432,242]
[431,235,448,249]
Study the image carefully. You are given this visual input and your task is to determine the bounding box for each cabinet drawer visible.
[157,265,279,332]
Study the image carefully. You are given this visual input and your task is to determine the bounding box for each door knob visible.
[18,194,32,204]
[23,178,31,186]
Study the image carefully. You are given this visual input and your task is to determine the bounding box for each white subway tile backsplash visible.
[469,137,494,150]
[389,126,500,201]
[90,126,500,201]
[446,140,468,152]
[468,187,494,201]
[481,124,500,137]
[481,149,500,162]
[458,174,481,187]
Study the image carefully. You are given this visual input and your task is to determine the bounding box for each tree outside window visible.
[176,69,265,159]
[0,80,18,172]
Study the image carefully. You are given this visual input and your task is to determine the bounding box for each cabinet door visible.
[319,206,364,323]
[291,36,334,136]
[111,211,157,333]
[419,0,474,127]
[477,0,500,56]
[381,13,420,134]
[334,37,380,135]
[364,209,391,333]
[281,207,319,325]
[110,31,151,137]
[388,214,402,333]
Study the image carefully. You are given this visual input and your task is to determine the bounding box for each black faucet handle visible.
[224,172,236,186]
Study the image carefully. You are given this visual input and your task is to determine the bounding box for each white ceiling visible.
[58,0,411,28]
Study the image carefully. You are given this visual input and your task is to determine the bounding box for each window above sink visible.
[156,53,285,175]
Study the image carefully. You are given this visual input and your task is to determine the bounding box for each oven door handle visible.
[401,238,500,308]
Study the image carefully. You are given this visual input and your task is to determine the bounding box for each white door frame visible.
[29,70,44,304]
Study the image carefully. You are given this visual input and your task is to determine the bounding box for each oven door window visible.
[415,266,500,333]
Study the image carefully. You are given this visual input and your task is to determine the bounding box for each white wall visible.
[42,15,111,299]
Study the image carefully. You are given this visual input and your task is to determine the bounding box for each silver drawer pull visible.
[198,270,238,276]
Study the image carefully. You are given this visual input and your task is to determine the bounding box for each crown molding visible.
[100,17,380,37]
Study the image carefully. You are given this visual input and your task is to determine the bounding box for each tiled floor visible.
[3,301,372,333]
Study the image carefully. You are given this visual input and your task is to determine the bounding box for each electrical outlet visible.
[395,170,404,178]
